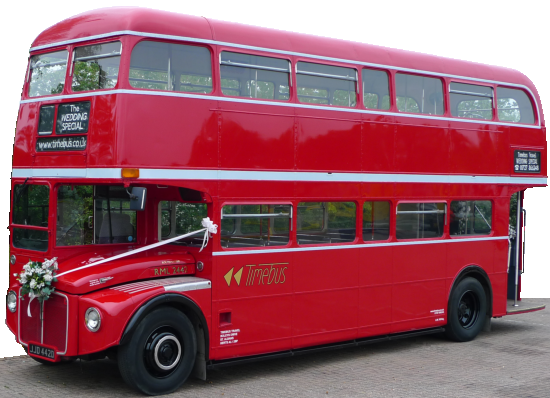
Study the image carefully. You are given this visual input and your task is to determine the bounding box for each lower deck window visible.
[363,201,390,241]
[221,204,291,248]
[297,202,356,244]
[56,185,137,246]
[13,229,49,252]
[396,202,445,239]
[450,200,492,236]
[160,201,207,246]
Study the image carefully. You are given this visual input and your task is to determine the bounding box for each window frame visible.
[10,180,52,253]
[219,50,292,101]
[395,200,447,241]
[54,183,139,248]
[449,80,495,121]
[27,48,70,98]
[219,201,293,251]
[449,199,494,238]
[69,40,123,93]
[128,39,215,95]
[361,200,392,243]
[496,85,536,125]
[394,72,446,116]
[296,200,359,246]
[360,67,392,111]
[295,60,359,108]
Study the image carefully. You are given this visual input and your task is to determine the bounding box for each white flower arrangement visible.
[14,257,58,303]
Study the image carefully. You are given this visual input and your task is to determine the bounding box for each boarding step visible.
[506,300,546,315]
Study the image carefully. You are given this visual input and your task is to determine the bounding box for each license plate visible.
[28,342,58,362]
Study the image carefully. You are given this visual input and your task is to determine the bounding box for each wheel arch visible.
[120,293,210,363]
[448,265,493,317]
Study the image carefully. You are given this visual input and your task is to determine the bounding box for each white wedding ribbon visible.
[56,217,218,278]
[27,292,36,318]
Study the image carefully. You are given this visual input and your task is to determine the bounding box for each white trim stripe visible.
[213,236,509,256]
[11,167,548,186]
[27,30,541,127]
[19,88,541,129]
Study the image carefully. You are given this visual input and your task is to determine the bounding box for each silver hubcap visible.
[153,335,181,371]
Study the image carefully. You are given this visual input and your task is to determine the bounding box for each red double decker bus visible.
[6,7,547,395]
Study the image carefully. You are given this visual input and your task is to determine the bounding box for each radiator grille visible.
[18,292,68,354]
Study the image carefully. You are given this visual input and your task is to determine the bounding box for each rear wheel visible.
[445,277,487,342]
[118,307,197,395]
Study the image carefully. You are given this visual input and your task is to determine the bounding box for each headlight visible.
[10,255,16,265]
[7,291,17,313]
[85,307,101,332]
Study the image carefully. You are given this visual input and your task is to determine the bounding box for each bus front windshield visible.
[56,185,137,246]
[12,184,50,252]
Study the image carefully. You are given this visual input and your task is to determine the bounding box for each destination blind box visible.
[56,101,90,134]
[514,150,541,173]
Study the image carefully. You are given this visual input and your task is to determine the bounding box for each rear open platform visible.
[507,299,546,315]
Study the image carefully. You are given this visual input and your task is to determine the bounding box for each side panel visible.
[358,245,393,337]
[392,242,447,332]
[211,253,293,360]
[292,247,359,348]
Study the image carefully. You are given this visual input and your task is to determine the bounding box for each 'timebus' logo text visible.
[224,263,288,287]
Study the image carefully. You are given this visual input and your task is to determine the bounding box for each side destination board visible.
[514,150,541,173]
[56,101,91,134]
[36,136,87,152]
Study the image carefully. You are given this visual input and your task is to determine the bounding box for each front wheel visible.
[445,277,487,342]
[118,307,197,395]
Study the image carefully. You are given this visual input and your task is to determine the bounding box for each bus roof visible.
[31,7,542,113]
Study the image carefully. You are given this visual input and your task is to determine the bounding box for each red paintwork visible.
[7,7,547,365]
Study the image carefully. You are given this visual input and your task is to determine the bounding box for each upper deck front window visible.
[28,50,68,97]
[71,41,122,92]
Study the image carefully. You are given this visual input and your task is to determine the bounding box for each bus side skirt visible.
[206,327,445,370]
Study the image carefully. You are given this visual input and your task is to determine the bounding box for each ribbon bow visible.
[200,217,218,252]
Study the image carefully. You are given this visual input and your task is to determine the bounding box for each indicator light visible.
[121,168,140,178]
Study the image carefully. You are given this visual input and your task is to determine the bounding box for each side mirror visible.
[129,187,147,211]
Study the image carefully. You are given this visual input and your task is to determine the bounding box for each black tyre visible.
[445,277,487,342]
[118,307,197,395]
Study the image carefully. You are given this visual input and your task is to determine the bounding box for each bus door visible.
[507,191,526,303]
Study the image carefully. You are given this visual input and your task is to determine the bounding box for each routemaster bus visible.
[6,7,547,395]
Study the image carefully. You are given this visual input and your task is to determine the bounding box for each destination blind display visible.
[56,101,90,134]
[36,136,87,152]
[514,150,541,173]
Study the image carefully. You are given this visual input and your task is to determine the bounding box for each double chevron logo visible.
[224,267,244,287]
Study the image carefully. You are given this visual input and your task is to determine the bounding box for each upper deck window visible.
[130,41,212,93]
[220,52,290,100]
[71,41,121,92]
[297,62,357,107]
[28,50,68,97]
[450,82,493,120]
[395,73,444,115]
[497,87,535,124]
[362,69,390,110]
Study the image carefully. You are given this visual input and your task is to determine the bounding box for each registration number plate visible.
[28,342,58,362]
